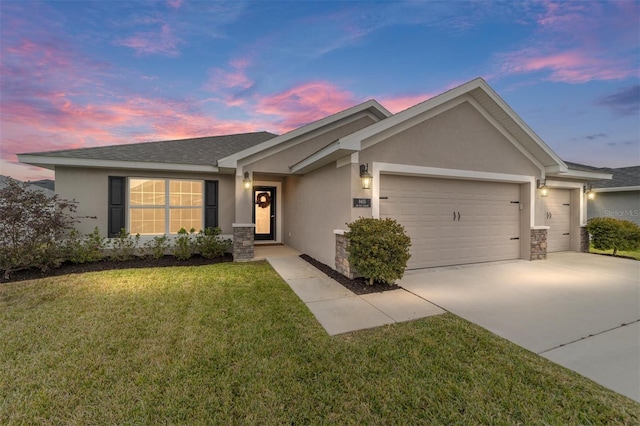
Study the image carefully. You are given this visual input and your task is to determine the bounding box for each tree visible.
[0,179,78,277]
[586,217,640,256]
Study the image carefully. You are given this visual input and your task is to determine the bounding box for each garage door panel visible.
[380,175,521,269]
[545,189,571,252]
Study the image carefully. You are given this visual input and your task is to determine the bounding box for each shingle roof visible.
[20,132,278,166]
[566,162,640,188]
[591,166,640,188]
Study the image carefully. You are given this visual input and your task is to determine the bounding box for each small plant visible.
[65,227,107,263]
[346,217,411,285]
[173,228,196,260]
[109,229,140,261]
[143,235,171,259]
[587,217,640,256]
[195,227,230,259]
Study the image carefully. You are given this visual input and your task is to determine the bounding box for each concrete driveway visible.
[398,252,640,402]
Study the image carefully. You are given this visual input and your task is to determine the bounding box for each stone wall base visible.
[335,231,360,279]
[580,226,590,253]
[233,224,255,261]
[530,228,548,260]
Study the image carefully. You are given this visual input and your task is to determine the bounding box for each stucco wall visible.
[282,162,352,267]
[588,191,640,225]
[55,167,235,236]
[359,101,540,177]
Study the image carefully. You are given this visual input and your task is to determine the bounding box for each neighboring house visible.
[0,175,55,198]
[18,78,611,272]
[585,165,639,225]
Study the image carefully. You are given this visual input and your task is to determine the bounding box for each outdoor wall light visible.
[584,185,595,200]
[537,179,549,197]
[243,172,252,190]
[360,164,373,190]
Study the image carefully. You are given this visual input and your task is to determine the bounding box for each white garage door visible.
[380,175,521,269]
[545,189,571,252]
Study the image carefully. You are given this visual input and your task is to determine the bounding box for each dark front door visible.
[254,186,276,240]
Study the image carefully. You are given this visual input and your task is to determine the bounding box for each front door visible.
[254,186,276,241]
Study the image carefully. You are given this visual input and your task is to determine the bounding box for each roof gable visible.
[217,100,391,170]
[337,78,566,174]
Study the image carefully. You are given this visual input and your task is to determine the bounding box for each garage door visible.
[380,175,521,269]
[545,188,571,252]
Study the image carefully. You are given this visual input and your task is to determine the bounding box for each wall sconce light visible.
[584,185,595,200]
[360,164,372,190]
[242,172,252,190]
[537,179,548,197]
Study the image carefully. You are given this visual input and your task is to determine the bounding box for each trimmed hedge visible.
[346,217,411,285]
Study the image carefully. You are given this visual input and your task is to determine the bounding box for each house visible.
[18,78,611,273]
[0,175,55,197]
[585,165,639,226]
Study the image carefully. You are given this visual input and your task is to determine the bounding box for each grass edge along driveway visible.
[1,262,638,424]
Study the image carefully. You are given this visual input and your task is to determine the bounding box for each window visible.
[129,179,203,235]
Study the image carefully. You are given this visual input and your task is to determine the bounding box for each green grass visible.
[590,246,640,260]
[1,262,638,424]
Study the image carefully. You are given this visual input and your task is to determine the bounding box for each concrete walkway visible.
[266,255,444,336]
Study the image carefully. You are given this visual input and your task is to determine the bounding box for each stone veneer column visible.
[232,223,255,261]
[530,226,549,260]
[580,226,590,253]
[334,230,359,279]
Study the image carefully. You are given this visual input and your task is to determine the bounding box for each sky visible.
[1,0,639,182]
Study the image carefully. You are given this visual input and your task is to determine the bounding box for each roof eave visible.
[550,169,613,180]
[592,185,640,193]
[18,154,220,173]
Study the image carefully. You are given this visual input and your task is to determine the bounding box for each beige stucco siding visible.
[359,101,541,177]
[55,167,235,236]
[245,115,376,174]
[282,162,352,267]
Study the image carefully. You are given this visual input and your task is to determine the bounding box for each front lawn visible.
[1,262,637,424]
[590,246,640,260]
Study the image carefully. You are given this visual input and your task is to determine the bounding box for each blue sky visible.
[1,0,638,181]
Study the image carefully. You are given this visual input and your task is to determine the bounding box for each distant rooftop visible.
[566,162,639,188]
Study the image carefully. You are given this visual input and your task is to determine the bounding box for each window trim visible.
[128,177,204,235]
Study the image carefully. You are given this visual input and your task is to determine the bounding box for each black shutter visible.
[204,180,218,229]
[108,176,126,237]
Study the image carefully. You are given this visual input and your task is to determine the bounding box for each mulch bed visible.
[1,254,233,284]
[299,254,400,295]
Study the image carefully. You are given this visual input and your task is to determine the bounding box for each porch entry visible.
[254,186,276,240]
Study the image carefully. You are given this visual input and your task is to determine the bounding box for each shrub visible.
[587,217,640,256]
[194,227,231,259]
[65,227,107,263]
[0,179,77,278]
[173,228,196,260]
[143,235,171,259]
[109,229,140,261]
[346,217,411,285]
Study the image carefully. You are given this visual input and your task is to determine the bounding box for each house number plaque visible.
[353,198,371,208]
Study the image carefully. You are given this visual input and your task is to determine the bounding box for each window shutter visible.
[108,176,126,237]
[204,180,218,229]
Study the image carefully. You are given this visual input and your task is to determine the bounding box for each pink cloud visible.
[379,93,435,114]
[167,0,184,9]
[500,49,635,83]
[116,24,180,56]
[255,81,357,132]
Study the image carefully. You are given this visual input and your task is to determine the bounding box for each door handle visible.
[457,211,461,221]
[453,211,456,221]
